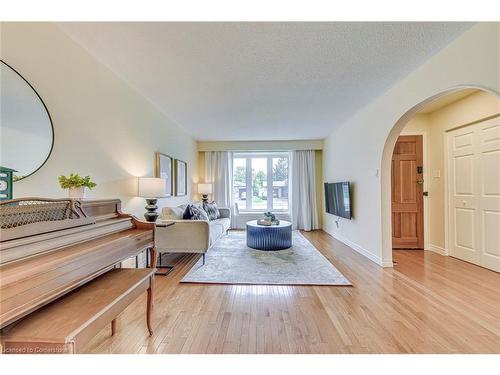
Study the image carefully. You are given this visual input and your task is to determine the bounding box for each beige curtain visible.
[204,151,233,209]
[289,150,319,231]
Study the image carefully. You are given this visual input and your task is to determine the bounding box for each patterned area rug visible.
[181,231,351,286]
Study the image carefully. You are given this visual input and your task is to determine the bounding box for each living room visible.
[0,1,499,373]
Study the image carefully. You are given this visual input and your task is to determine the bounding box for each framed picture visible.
[155,152,173,197]
[174,159,187,196]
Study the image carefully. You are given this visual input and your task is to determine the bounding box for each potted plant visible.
[58,173,97,198]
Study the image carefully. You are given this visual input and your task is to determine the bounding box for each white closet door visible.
[448,117,500,272]
[448,125,481,265]
[478,117,500,272]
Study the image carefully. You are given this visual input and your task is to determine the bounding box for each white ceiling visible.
[58,22,473,141]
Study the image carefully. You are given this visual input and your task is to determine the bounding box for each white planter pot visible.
[68,187,86,199]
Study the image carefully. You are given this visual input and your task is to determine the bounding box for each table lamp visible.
[138,177,166,222]
[198,183,212,203]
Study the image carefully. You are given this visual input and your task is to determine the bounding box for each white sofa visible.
[154,204,231,265]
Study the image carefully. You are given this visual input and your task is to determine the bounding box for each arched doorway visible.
[380,85,500,266]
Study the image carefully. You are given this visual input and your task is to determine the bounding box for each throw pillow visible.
[189,203,209,221]
[161,206,185,220]
[203,201,220,221]
[183,204,192,220]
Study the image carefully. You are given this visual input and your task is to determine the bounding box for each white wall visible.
[322,23,500,267]
[1,22,198,217]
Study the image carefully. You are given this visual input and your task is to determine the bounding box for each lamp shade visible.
[138,177,166,198]
[198,183,213,195]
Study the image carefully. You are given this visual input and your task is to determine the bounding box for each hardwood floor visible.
[83,230,500,354]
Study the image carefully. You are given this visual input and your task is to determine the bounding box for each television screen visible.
[324,181,352,219]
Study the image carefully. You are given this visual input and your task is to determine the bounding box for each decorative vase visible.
[68,186,85,199]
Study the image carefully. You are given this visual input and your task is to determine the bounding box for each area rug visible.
[181,231,351,286]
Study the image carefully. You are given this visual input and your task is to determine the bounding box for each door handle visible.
[462,200,467,206]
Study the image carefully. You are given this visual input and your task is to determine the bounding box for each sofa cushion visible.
[217,218,231,232]
[208,218,230,245]
[208,221,224,246]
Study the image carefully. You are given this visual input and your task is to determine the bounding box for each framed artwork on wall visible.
[155,152,173,197]
[174,159,187,196]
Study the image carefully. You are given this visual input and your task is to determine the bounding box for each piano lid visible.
[0,198,95,242]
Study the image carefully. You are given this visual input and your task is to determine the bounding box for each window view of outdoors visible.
[251,157,267,210]
[233,158,247,210]
[233,154,289,211]
[271,157,289,210]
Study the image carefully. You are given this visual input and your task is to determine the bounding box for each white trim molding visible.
[428,244,449,256]
[328,231,393,268]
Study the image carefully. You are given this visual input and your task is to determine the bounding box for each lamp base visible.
[201,194,209,203]
[144,198,159,222]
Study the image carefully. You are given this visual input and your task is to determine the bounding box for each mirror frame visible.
[1,59,55,181]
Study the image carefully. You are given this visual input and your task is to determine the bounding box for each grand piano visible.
[0,198,157,354]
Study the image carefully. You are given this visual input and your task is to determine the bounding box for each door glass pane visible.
[233,158,246,210]
[251,158,267,210]
[272,157,289,210]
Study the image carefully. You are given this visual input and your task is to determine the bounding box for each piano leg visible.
[149,246,158,269]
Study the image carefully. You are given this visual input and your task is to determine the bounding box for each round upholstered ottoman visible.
[246,220,292,250]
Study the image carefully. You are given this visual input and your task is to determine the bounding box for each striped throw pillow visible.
[189,203,209,221]
[203,201,220,221]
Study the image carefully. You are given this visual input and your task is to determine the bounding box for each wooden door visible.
[448,117,500,272]
[392,135,424,249]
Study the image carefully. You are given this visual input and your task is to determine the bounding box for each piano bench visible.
[0,268,155,354]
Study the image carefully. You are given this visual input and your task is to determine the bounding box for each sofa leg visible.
[155,252,174,276]
[202,253,206,265]
[155,266,174,276]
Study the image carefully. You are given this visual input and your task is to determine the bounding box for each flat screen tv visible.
[324,181,352,219]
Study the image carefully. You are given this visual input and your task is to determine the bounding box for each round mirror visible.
[0,60,54,181]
